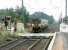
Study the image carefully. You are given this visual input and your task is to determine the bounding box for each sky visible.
[0,0,21,9]
[0,0,67,21]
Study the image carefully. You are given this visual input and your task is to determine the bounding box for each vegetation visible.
[0,31,19,41]
[0,6,29,22]
[0,6,30,32]
[31,12,55,24]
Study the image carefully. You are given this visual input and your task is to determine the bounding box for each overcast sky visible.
[0,0,68,21]
[0,0,21,9]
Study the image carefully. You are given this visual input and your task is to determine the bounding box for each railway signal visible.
[3,16,11,31]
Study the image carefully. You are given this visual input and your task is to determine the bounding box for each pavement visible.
[52,32,68,50]
[62,33,68,50]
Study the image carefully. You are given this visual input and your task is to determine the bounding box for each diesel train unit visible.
[27,19,48,33]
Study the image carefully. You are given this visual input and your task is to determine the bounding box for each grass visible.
[0,31,19,41]
[0,24,31,41]
[0,29,30,40]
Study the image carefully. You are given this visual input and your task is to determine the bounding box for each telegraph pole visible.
[65,0,67,17]
[22,0,24,23]
[21,0,25,29]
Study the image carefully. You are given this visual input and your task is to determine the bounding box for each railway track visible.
[11,39,40,50]
[0,36,53,50]
[0,37,27,50]
[29,36,53,50]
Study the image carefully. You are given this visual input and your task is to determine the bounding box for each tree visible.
[48,16,55,24]
[31,12,55,24]
[0,6,30,31]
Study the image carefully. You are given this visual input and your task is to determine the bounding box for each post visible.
[22,0,24,23]
[22,0,25,30]
[65,0,67,17]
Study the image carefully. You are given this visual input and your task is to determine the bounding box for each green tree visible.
[0,6,30,31]
[48,16,55,24]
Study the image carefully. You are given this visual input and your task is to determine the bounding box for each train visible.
[26,19,48,33]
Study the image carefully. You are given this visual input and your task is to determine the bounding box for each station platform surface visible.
[52,32,68,50]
